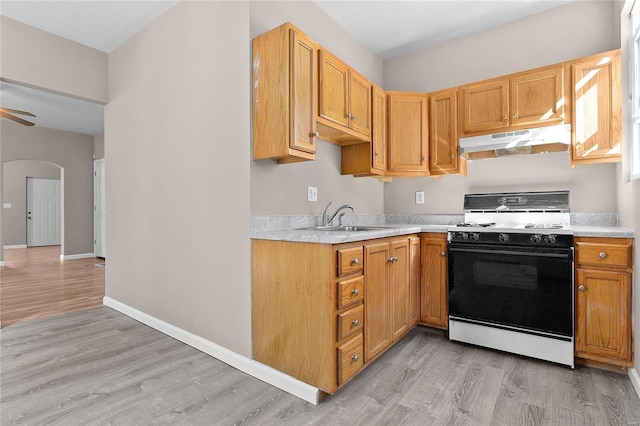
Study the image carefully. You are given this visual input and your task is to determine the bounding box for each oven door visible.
[448,243,574,339]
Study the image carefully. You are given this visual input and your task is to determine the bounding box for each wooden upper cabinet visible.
[460,79,508,134]
[510,67,564,127]
[252,23,317,163]
[318,49,372,144]
[371,85,387,172]
[387,92,429,175]
[571,49,622,167]
[459,65,565,137]
[429,88,465,176]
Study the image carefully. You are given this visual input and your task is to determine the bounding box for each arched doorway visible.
[2,159,64,261]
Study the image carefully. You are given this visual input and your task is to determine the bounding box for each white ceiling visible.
[0,0,573,136]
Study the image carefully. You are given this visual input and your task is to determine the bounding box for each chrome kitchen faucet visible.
[322,201,355,226]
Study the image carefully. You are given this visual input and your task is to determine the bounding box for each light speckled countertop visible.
[251,214,634,244]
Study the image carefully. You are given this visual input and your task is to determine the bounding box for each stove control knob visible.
[530,234,543,244]
[460,232,469,240]
[498,233,510,243]
[544,234,557,245]
[470,233,480,241]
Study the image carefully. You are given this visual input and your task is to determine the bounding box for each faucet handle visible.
[338,212,346,227]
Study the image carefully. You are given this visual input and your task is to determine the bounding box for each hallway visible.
[0,246,104,327]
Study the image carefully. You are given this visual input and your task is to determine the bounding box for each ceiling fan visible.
[0,107,35,126]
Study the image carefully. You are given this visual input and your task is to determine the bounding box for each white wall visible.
[383,0,621,215]
[249,1,385,216]
[106,1,251,356]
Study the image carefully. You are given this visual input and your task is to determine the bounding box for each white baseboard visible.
[629,368,640,400]
[4,244,27,249]
[60,253,95,261]
[102,297,320,404]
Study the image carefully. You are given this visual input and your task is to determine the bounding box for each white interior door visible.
[94,159,106,258]
[26,177,61,247]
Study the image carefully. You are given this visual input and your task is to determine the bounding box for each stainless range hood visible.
[459,123,571,159]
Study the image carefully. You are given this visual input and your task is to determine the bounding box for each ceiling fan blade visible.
[0,107,36,117]
[0,111,35,126]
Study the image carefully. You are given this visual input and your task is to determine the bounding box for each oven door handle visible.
[448,246,573,259]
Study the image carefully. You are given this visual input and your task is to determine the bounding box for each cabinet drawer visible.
[575,238,632,269]
[337,276,364,309]
[337,333,364,386]
[337,304,364,341]
[337,247,363,277]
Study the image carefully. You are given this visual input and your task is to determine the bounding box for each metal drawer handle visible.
[352,257,359,265]
[352,319,359,326]
[352,354,359,362]
[578,285,586,291]
[599,252,607,259]
[352,288,359,296]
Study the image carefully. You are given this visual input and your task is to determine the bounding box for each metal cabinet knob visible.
[312,131,319,137]
[352,354,359,362]
[502,115,507,120]
[450,154,456,159]
[352,115,357,120]
[352,288,359,296]
[375,152,380,156]
[512,113,517,118]
[598,252,607,259]
[440,251,446,257]
[578,285,586,291]
[422,156,427,161]
[352,257,359,265]
[352,319,359,326]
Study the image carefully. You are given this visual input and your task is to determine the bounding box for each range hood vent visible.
[459,124,571,160]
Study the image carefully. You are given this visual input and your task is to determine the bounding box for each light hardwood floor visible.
[0,246,105,327]
[1,307,639,425]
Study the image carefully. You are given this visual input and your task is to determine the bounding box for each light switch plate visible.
[307,186,318,202]
[3,203,11,209]
[415,191,425,205]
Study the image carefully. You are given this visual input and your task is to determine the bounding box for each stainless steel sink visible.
[297,225,390,232]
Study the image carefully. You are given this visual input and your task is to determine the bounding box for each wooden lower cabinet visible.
[574,237,633,368]
[252,235,416,394]
[419,233,449,329]
[363,238,412,362]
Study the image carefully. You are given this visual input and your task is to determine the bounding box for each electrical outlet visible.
[307,186,318,202]
[415,191,425,205]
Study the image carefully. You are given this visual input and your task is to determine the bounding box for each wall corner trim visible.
[60,253,96,261]
[4,245,27,249]
[102,297,320,405]
[629,368,640,400]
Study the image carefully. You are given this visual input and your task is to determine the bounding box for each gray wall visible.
[94,133,104,160]
[249,1,385,216]
[106,1,251,356]
[2,122,94,255]
[383,0,621,215]
[3,160,60,246]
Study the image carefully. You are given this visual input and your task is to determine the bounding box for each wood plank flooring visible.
[2,307,639,425]
[0,246,105,327]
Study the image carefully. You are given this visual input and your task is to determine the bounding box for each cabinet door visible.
[420,234,448,329]
[460,79,509,134]
[409,236,420,327]
[349,70,372,137]
[429,89,459,175]
[571,50,622,164]
[371,85,387,172]
[388,93,429,173]
[290,30,318,154]
[364,242,391,362]
[390,239,410,342]
[575,269,632,365]
[510,67,564,127]
[319,50,349,127]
